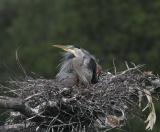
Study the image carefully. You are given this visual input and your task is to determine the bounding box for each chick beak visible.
[53,45,70,52]
[53,45,76,55]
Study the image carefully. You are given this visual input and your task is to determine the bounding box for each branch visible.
[0,123,44,132]
[0,96,36,118]
[0,124,27,132]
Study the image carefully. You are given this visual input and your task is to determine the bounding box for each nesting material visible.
[1,64,159,132]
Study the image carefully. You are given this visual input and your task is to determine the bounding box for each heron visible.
[53,45,102,87]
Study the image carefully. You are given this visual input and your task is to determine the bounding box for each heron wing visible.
[72,57,93,85]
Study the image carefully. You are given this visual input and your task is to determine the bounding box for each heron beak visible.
[53,45,75,54]
[53,45,70,52]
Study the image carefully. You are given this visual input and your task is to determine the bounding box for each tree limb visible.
[0,96,36,118]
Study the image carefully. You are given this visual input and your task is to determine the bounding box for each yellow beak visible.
[53,45,76,55]
[53,45,70,52]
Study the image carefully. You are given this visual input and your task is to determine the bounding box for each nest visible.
[0,64,159,132]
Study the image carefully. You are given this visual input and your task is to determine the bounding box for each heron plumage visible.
[54,45,101,87]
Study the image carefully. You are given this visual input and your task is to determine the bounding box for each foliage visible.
[0,0,160,131]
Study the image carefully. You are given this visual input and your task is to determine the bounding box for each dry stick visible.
[125,61,130,70]
[113,59,117,75]
[24,92,42,101]
[16,48,27,77]
[0,96,36,117]
[0,123,30,132]
[46,114,60,132]
[120,64,145,75]
[0,84,19,96]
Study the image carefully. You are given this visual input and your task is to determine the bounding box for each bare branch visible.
[0,96,36,117]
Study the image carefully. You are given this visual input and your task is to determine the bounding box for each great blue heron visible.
[54,45,102,87]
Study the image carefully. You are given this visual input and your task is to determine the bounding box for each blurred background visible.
[0,0,160,131]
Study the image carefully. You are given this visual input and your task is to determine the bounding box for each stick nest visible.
[2,65,160,132]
